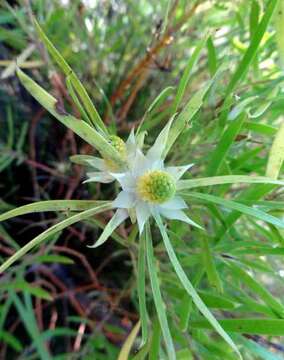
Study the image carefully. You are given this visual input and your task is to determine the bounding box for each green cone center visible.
[137,170,176,204]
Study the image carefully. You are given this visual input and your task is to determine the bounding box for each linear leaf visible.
[243,121,277,136]
[266,119,284,179]
[34,255,74,264]
[138,230,148,345]
[199,291,237,310]
[172,33,209,113]
[177,175,284,190]
[118,321,141,360]
[0,200,107,222]
[149,319,161,360]
[201,234,223,293]
[224,0,279,97]
[0,280,52,300]
[207,36,217,75]
[206,113,245,176]
[153,213,242,359]
[34,19,108,133]
[0,330,23,352]
[138,86,175,133]
[17,68,124,166]
[12,293,51,360]
[238,335,283,360]
[165,82,212,155]
[184,192,284,230]
[145,224,176,360]
[227,261,284,317]
[215,184,276,241]
[191,318,284,335]
[0,203,111,273]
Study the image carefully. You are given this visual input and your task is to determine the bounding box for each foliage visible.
[1,0,284,359]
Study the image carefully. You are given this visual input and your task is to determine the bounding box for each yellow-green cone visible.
[104,135,127,171]
[137,170,176,204]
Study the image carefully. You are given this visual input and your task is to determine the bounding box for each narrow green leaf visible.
[12,292,51,360]
[172,33,209,114]
[177,175,284,191]
[149,319,161,360]
[227,261,284,317]
[198,291,237,310]
[0,203,111,273]
[118,321,141,360]
[0,224,20,250]
[206,36,217,76]
[138,86,175,133]
[65,75,90,123]
[148,86,175,114]
[0,330,23,352]
[154,213,242,359]
[231,147,264,170]
[191,318,284,335]
[161,0,172,34]
[243,121,277,136]
[138,231,148,346]
[224,0,279,97]
[145,224,176,360]
[275,0,284,66]
[34,19,108,134]
[238,334,283,360]
[0,280,52,300]
[132,339,151,360]
[266,120,284,179]
[184,192,284,230]
[0,200,107,222]
[228,96,258,120]
[178,294,192,332]
[41,328,78,340]
[201,234,223,293]
[34,255,74,264]
[206,113,245,176]
[233,246,284,255]
[215,184,276,241]
[16,68,124,166]
[166,84,211,155]
[165,63,226,155]
[249,1,260,38]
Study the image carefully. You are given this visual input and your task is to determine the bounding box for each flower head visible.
[137,170,176,203]
[86,119,201,248]
[81,135,127,184]
[104,135,127,171]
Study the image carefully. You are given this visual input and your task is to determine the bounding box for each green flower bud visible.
[104,135,127,171]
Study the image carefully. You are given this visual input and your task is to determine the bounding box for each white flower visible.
[83,135,128,184]
[87,119,202,248]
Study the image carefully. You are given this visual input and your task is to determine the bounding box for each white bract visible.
[86,120,201,248]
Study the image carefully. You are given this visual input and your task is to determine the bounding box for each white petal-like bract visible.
[136,201,151,233]
[159,196,188,210]
[84,172,114,183]
[146,117,173,162]
[160,208,202,229]
[167,164,194,180]
[87,209,128,248]
[86,157,106,171]
[113,191,136,208]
